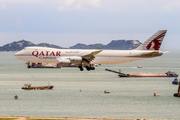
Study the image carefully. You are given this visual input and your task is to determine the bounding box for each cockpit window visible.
[23,48,26,50]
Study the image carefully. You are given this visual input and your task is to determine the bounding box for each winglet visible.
[136,30,167,50]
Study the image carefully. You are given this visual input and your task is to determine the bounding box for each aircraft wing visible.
[82,50,103,62]
[140,51,162,57]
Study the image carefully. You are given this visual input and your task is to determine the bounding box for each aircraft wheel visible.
[27,62,31,68]
[79,66,84,71]
[91,67,95,70]
[85,66,90,71]
[27,65,31,69]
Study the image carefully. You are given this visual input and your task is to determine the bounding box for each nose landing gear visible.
[27,62,31,68]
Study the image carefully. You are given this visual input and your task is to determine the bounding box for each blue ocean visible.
[0,51,180,119]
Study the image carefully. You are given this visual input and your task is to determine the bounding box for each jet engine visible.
[58,59,71,67]
[69,57,82,64]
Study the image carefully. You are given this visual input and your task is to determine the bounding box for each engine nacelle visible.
[58,59,71,67]
[69,56,82,64]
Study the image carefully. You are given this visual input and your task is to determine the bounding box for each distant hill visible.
[0,39,141,51]
[0,40,65,51]
[70,40,141,50]
[69,43,105,49]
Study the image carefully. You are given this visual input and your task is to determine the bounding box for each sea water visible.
[0,51,180,119]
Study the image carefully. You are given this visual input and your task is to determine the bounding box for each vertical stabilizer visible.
[136,30,167,50]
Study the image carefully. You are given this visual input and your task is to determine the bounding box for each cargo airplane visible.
[15,30,167,71]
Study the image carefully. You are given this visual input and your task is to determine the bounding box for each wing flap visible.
[82,50,103,62]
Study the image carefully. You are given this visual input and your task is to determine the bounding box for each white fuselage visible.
[14,47,163,65]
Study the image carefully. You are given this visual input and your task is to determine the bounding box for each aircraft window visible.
[23,48,26,50]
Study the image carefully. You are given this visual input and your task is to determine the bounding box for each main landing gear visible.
[78,65,95,71]
[78,66,84,71]
[85,66,95,71]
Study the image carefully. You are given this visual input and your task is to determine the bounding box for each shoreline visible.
[0,116,166,120]
[0,51,17,52]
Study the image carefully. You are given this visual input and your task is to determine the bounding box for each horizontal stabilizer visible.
[140,51,163,57]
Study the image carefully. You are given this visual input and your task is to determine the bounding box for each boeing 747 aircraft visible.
[15,30,167,71]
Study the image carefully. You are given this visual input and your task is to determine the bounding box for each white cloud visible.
[0,4,6,9]
[65,0,76,6]
[162,0,180,11]
[57,0,101,11]
[0,0,179,12]
[0,0,42,3]
[0,0,101,11]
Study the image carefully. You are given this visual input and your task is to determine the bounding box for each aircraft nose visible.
[14,52,19,58]
[14,51,21,59]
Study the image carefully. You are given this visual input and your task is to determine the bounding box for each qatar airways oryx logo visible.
[146,31,166,50]
[32,51,61,57]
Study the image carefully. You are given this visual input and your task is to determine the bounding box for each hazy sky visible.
[0,0,180,50]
